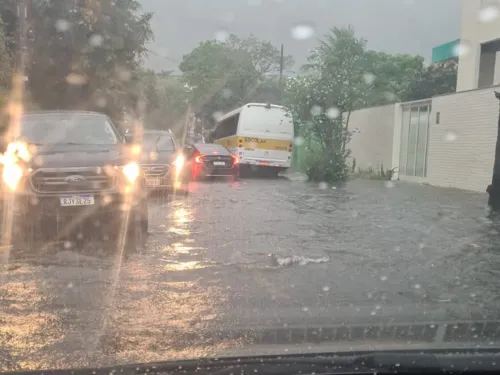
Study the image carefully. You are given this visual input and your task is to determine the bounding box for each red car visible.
[183,143,239,181]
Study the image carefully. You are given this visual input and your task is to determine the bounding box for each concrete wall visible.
[347,104,396,171]
[456,0,500,91]
[426,85,500,192]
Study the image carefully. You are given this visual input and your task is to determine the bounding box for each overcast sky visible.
[139,0,461,72]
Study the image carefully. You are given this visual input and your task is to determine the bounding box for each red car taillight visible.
[195,155,204,163]
[232,155,239,165]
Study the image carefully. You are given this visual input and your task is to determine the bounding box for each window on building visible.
[478,39,500,88]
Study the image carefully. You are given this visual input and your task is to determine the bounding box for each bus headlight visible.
[3,163,23,191]
[122,162,140,183]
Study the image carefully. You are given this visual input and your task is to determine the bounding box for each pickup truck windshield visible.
[20,114,119,145]
[143,134,175,151]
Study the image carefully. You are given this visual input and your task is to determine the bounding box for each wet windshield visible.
[143,134,175,152]
[20,114,119,145]
[1,0,500,372]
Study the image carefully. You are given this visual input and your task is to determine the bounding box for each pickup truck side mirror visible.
[124,133,134,143]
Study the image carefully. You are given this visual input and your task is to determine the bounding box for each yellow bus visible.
[211,103,294,176]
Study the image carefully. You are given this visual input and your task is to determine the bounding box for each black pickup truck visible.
[0,111,148,252]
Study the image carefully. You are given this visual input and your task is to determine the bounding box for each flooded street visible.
[1,177,500,370]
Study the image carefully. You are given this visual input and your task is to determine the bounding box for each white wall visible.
[347,104,396,171]
[426,85,500,192]
[456,0,500,91]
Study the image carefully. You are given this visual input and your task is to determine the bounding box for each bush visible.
[302,149,350,182]
[352,163,397,181]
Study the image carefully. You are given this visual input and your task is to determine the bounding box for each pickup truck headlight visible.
[172,154,184,173]
[122,162,140,183]
[2,163,23,191]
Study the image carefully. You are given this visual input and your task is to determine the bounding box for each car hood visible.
[28,144,129,169]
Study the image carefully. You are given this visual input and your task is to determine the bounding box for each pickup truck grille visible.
[141,164,170,177]
[30,168,114,194]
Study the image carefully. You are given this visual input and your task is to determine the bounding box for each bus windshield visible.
[239,106,293,135]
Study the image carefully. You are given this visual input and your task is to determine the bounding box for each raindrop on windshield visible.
[478,5,499,22]
[444,131,457,142]
[385,181,395,188]
[380,275,388,281]
[212,111,223,121]
[66,73,87,85]
[68,282,74,288]
[116,67,131,81]
[318,182,328,190]
[294,136,304,146]
[221,88,232,99]
[302,306,309,312]
[326,107,340,119]
[215,29,229,42]
[414,284,421,289]
[322,286,330,292]
[310,105,322,117]
[55,19,70,32]
[64,241,72,249]
[89,34,104,47]
[453,42,471,58]
[291,23,315,40]
[363,72,375,85]
[96,96,107,108]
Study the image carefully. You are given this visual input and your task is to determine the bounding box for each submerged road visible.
[0,175,499,370]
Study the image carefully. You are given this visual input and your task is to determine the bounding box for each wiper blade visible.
[11,351,500,375]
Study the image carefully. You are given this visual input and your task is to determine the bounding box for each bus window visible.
[215,113,239,139]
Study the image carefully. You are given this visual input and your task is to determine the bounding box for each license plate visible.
[60,195,94,207]
[146,178,161,186]
[213,161,225,166]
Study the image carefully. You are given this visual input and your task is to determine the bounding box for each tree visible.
[137,70,190,138]
[179,35,294,129]
[403,59,457,101]
[286,26,367,182]
[24,0,153,122]
[362,51,424,107]
[0,18,12,90]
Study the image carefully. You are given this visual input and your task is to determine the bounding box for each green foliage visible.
[0,18,12,89]
[179,35,294,129]
[301,137,350,182]
[403,60,457,101]
[137,70,190,138]
[285,27,363,182]
[362,51,425,107]
[353,164,397,180]
[21,0,153,123]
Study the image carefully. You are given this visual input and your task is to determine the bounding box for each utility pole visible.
[278,44,284,100]
[487,91,500,211]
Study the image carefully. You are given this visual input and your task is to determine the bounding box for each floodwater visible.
[1,176,499,370]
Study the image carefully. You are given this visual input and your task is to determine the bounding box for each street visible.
[1,176,499,370]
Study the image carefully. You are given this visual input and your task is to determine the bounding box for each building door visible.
[399,103,430,178]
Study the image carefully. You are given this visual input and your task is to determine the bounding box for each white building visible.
[457,0,500,91]
[348,0,500,193]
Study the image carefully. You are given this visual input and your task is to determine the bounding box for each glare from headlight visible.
[173,154,184,171]
[3,163,23,191]
[122,162,140,183]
